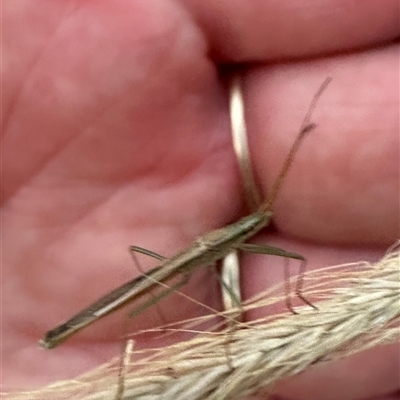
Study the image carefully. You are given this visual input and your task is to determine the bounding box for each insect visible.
[40,78,331,350]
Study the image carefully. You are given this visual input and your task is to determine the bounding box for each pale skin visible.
[2,1,399,399]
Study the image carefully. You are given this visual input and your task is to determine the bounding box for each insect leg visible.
[237,243,316,313]
[129,245,165,273]
[115,339,135,400]
[128,273,190,318]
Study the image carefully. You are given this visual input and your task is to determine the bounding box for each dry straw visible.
[5,243,400,400]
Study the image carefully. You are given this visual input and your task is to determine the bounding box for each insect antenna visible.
[259,77,332,213]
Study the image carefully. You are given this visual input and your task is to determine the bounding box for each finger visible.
[182,0,399,60]
[243,45,399,246]
[273,343,400,400]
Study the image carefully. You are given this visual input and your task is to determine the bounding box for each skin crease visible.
[2,0,399,398]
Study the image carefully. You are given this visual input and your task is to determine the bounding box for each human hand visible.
[3,1,399,398]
